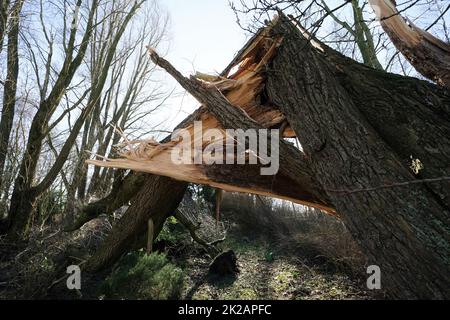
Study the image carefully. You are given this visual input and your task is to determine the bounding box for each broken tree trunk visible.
[265,15,450,299]
[369,0,450,88]
[83,29,334,272]
[84,175,187,272]
[86,14,450,298]
[88,38,334,214]
[65,111,207,232]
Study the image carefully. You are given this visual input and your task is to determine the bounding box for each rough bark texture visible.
[332,57,450,209]
[266,15,450,299]
[84,175,187,272]
[0,0,23,191]
[0,0,9,52]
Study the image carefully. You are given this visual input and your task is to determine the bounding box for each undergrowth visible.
[101,251,184,300]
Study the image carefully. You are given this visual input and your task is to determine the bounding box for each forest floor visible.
[179,231,375,300]
[0,217,378,300]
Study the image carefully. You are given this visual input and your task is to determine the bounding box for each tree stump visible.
[208,250,239,277]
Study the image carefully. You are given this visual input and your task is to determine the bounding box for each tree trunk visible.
[64,172,147,232]
[265,15,450,299]
[0,0,23,191]
[0,0,9,53]
[84,175,187,272]
[145,14,449,298]
[85,14,450,298]
[5,0,100,240]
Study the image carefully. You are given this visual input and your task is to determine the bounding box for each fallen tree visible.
[88,30,334,213]
[86,14,450,298]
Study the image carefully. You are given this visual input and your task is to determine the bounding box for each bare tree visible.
[65,0,169,219]
[4,0,152,240]
[369,0,450,88]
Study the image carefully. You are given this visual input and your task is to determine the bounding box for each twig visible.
[42,230,62,241]
[14,248,31,261]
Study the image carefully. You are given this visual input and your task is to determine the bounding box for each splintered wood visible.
[87,18,336,215]
[369,0,450,88]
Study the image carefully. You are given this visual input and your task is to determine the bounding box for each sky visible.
[154,0,248,132]
[154,0,449,134]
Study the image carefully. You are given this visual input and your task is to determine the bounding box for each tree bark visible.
[84,175,187,272]
[104,48,332,211]
[6,0,144,240]
[0,0,23,192]
[368,0,450,88]
[265,15,450,299]
[64,172,147,232]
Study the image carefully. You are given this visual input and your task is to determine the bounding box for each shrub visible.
[102,251,184,300]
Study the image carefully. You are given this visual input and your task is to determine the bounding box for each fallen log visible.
[84,175,187,272]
